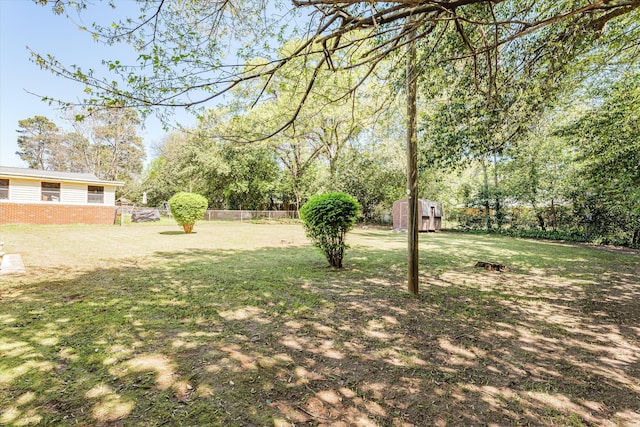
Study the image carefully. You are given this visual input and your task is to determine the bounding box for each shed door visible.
[399,202,408,229]
[429,206,436,231]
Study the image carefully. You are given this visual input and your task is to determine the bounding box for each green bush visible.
[168,192,208,233]
[300,192,360,268]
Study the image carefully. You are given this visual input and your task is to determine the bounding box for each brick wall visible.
[0,202,117,225]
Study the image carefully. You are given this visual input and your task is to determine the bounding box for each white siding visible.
[0,178,118,206]
[6,178,40,202]
[61,182,87,204]
[105,186,117,205]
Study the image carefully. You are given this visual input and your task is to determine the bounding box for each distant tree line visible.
[16,109,145,186]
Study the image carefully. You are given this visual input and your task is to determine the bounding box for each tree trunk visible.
[531,202,546,231]
[406,16,419,296]
[493,152,503,230]
[481,159,491,230]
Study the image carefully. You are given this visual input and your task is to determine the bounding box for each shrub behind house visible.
[169,192,208,233]
[300,192,360,268]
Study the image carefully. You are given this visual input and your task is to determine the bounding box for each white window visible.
[41,182,61,202]
[0,179,8,200]
[88,186,104,204]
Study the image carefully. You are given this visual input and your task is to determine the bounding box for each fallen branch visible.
[475,261,507,272]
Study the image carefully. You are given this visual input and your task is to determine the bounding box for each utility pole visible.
[406,15,419,296]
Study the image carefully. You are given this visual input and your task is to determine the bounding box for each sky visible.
[0,0,195,168]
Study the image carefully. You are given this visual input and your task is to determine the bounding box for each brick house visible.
[0,166,124,225]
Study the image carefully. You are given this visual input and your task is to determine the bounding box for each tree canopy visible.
[34,1,639,125]
[16,115,60,170]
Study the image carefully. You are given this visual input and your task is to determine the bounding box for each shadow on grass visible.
[1,241,639,426]
[159,231,195,235]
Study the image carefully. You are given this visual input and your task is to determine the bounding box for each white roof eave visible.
[0,171,125,187]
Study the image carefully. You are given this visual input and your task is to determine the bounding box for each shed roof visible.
[0,166,125,186]
[417,199,443,217]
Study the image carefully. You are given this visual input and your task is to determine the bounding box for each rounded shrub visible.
[168,192,208,233]
[300,192,360,268]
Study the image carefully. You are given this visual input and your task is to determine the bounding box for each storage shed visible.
[392,198,443,232]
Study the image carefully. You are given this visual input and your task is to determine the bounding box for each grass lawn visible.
[1,222,639,426]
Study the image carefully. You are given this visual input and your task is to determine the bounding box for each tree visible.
[560,72,640,246]
[143,128,226,204]
[213,103,324,211]
[168,192,209,234]
[16,116,61,170]
[413,0,639,232]
[218,144,280,210]
[197,97,323,211]
[208,40,385,205]
[502,123,575,231]
[65,108,146,182]
[143,116,283,210]
[58,131,93,173]
[15,110,145,186]
[300,192,360,268]
[334,144,405,223]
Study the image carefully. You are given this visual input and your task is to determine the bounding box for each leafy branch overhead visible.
[32,0,639,125]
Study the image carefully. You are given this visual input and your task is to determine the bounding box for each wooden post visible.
[406,16,419,296]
